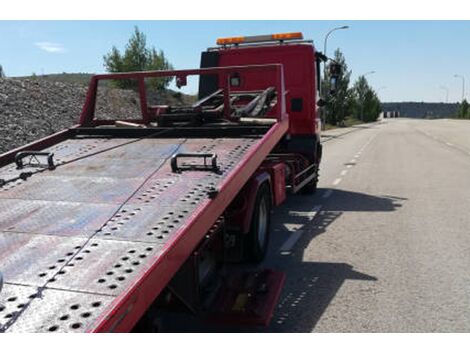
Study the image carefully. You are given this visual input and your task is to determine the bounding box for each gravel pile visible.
[0,78,145,154]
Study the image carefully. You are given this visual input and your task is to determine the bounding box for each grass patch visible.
[324,117,364,130]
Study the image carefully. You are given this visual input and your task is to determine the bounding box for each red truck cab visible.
[199,32,323,167]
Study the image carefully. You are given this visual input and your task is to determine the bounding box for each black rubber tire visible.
[300,165,319,195]
[300,177,318,194]
[245,183,272,263]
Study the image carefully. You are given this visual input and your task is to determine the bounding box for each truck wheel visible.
[245,183,271,263]
[301,167,319,195]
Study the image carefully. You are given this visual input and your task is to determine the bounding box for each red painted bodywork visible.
[1,40,322,331]
[216,44,318,136]
[226,171,272,235]
[79,64,286,127]
[226,161,286,235]
[89,119,288,332]
[266,162,287,206]
[77,65,289,332]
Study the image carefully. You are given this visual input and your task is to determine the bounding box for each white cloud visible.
[34,42,66,53]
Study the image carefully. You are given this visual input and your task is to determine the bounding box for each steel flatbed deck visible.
[0,116,288,332]
[0,64,291,332]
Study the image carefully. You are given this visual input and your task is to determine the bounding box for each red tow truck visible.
[0,32,335,332]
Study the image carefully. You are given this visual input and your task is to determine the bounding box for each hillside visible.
[0,74,196,154]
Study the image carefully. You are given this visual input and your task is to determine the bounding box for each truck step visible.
[208,269,285,326]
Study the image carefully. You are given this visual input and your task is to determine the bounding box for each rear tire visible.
[300,166,319,195]
[245,183,271,263]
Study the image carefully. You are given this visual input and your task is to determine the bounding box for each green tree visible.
[321,49,353,126]
[103,27,173,90]
[351,76,381,122]
[0,65,5,78]
[457,99,469,119]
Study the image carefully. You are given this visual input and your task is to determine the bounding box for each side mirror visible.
[329,63,342,95]
[330,77,338,95]
[329,63,342,77]
[317,98,327,107]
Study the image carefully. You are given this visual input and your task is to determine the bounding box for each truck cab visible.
[199,32,323,166]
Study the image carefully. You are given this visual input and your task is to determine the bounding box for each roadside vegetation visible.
[455,99,470,119]
[322,49,381,127]
[103,26,173,90]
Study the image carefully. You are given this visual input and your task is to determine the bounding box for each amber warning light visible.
[216,32,303,46]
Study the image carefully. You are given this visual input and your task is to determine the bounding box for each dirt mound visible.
[0,78,195,154]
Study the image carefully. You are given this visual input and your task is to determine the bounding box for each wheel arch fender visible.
[226,171,272,235]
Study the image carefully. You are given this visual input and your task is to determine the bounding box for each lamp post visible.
[454,74,465,102]
[323,25,350,59]
[377,86,387,95]
[439,85,449,103]
[360,71,376,121]
[321,25,349,130]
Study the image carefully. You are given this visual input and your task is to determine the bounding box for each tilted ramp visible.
[0,134,264,332]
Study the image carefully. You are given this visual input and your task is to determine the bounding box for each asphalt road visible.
[167,118,470,332]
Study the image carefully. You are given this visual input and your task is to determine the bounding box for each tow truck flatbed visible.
[0,33,330,331]
[0,113,287,332]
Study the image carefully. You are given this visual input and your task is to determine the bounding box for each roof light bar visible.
[216,32,303,46]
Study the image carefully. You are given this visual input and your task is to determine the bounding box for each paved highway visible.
[266,118,470,332]
[168,118,470,332]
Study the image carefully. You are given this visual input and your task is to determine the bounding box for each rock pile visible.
[0,78,144,154]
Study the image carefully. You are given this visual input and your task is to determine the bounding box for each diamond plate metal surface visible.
[46,238,161,296]
[0,232,86,287]
[0,199,119,237]
[3,286,114,333]
[50,157,166,179]
[0,136,262,332]
[44,138,136,164]
[95,138,185,160]
[0,284,39,332]
[0,175,146,204]
[94,203,200,244]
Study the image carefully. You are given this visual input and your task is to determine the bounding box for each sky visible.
[1,20,470,103]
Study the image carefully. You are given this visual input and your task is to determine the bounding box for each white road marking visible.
[446,142,454,146]
[283,223,302,232]
[354,154,360,158]
[322,189,333,198]
[288,211,318,220]
[347,164,353,168]
[332,178,342,186]
[340,169,348,176]
[280,205,322,254]
[350,159,357,163]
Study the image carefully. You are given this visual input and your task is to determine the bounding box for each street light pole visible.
[323,25,349,60]
[377,86,387,95]
[360,71,376,121]
[454,74,465,102]
[321,25,349,130]
[439,85,449,103]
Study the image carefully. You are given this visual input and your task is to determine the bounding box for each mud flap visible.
[207,269,285,326]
